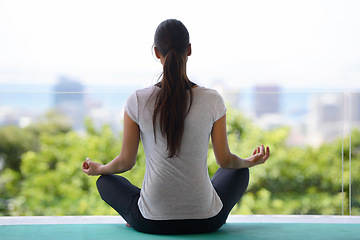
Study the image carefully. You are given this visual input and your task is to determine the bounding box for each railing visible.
[0,89,358,216]
[350,92,360,215]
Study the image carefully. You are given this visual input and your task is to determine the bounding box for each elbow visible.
[128,157,137,170]
[216,154,234,169]
[129,161,136,170]
[217,162,229,169]
[217,162,232,169]
[124,160,136,171]
[115,156,136,173]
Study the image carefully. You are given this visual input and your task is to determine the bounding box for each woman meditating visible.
[82,19,270,235]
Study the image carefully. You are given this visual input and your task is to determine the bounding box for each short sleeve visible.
[124,91,139,124]
[213,91,227,123]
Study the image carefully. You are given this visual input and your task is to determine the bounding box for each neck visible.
[155,80,196,89]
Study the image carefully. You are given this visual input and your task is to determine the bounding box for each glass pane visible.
[350,92,360,215]
[0,90,347,216]
[0,90,134,216]
[223,91,345,215]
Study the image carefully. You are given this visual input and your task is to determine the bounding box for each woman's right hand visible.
[82,158,104,176]
[246,145,270,167]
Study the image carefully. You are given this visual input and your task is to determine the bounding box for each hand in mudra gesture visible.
[246,145,270,167]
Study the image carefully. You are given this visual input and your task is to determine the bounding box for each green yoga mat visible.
[1,223,359,240]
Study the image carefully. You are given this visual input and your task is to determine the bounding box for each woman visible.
[82,19,270,235]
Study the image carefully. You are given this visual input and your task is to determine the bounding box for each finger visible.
[264,146,270,160]
[82,168,89,175]
[86,158,91,163]
[83,161,90,169]
[259,145,265,155]
[253,149,257,155]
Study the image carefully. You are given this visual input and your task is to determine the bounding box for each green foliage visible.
[0,110,72,172]
[27,110,72,135]
[1,117,146,216]
[0,107,359,216]
[0,126,34,171]
[0,111,73,215]
[209,108,357,215]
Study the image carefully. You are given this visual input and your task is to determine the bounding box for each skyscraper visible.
[53,75,84,107]
[254,85,280,117]
[53,76,85,131]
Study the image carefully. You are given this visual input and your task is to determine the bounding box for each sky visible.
[0,0,359,90]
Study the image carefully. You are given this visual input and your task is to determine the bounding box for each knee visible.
[96,175,103,191]
[96,175,104,185]
[235,168,250,190]
[96,175,113,200]
[242,168,249,178]
[96,175,110,191]
[242,168,250,185]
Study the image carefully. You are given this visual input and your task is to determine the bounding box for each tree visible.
[209,108,357,215]
[2,107,359,216]
[0,110,72,215]
[0,110,72,172]
[4,119,146,216]
[0,126,34,171]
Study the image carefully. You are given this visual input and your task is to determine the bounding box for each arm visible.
[82,111,140,176]
[211,114,270,169]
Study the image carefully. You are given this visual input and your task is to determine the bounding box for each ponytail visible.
[153,48,193,158]
[152,19,193,158]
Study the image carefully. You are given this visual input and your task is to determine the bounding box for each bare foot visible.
[126,223,132,228]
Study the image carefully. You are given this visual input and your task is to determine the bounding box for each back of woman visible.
[125,85,226,220]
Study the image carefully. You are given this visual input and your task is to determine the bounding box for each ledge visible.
[1,215,360,225]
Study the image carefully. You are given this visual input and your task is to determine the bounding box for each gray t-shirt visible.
[125,85,226,220]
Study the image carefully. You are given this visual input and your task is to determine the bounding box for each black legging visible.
[96,167,249,235]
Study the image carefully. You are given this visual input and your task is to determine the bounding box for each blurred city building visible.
[53,76,86,131]
[254,85,280,118]
[210,81,357,147]
[306,93,344,146]
[253,85,282,130]
[351,93,360,129]
[1,78,359,148]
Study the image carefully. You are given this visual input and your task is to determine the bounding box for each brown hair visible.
[153,19,193,158]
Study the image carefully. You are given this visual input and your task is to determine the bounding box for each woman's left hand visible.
[82,158,103,176]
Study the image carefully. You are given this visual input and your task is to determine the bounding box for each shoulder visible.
[194,86,220,95]
[193,86,224,101]
[192,86,226,122]
[133,85,158,97]
[127,86,158,102]
[125,86,157,122]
